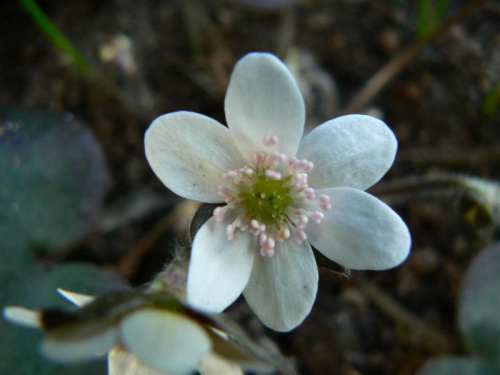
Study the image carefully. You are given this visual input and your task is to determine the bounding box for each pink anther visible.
[319,194,331,210]
[298,159,314,172]
[260,237,276,257]
[226,224,235,240]
[278,227,291,241]
[251,220,266,233]
[303,187,315,200]
[223,170,238,181]
[242,166,254,175]
[218,186,232,198]
[252,152,265,165]
[213,206,226,222]
[296,173,308,183]
[270,151,286,164]
[310,211,324,223]
[263,134,279,147]
[297,214,309,229]
[265,170,282,180]
[259,233,268,246]
[294,230,307,244]
[287,156,300,169]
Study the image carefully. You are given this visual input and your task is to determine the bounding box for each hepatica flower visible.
[145,52,411,332]
[4,289,276,375]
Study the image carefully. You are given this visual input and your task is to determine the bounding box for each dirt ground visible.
[1,0,499,374]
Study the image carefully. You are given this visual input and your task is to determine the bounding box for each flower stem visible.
[150,245,190,299]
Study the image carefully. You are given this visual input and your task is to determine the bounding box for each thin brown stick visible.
[114,213,174,279]
[344,0,487,114]
[356,276,458,354]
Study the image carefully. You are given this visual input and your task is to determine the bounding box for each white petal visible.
[120,308,211,375]
[243,240,318,332]
[187,216,256,312]
[42,323,117,363]
[57,288,94,307]
[225,53,305,160]
[297,114,397,190]
[3,306,42,328]
[198,353,244,375]
[207,329,274,373]
[109,347,166,375]
[145,111,246,203]
[305,187,411,270]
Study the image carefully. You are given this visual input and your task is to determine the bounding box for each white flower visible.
[145,52,411,332]
[4,289,269,375]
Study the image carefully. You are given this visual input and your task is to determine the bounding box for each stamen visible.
[298,159,314,172]
[243,166,254,175]
[223,170,238,181]
[278,227,291,242]
[213,206,226,222]
[294,230,307,244]
[297,214,309,229]
[260,237,276,257]
[303,187,315,200]
[215,150,325,257]
[310,211,324,223]
[259,233,268,246]
[263,134,279,147]
[237,218,249,232]
[287,157,299,169]
[226,224,235,240]
[265,170,282,180]
[253,152,266,165]
[293,173,307,191]
[218,186,233,198]
[319,194,331,210]
[270,151,286,164]
[250,219,266,235]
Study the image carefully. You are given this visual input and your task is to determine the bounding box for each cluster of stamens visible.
[213,134,331,257]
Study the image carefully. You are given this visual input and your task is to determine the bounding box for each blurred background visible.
[1,0,499,374]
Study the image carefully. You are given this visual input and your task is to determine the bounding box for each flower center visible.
[214,134,331,257]
[238,175,293,226]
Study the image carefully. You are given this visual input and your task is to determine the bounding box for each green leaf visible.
[0,262,128,375]
[459,243,500,362]
[482,83,500,118]
[0,105,110,267]
[17,0,93,73]
[418,356,499,375]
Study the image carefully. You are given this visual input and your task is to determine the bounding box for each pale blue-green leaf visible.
[417,356,499,375]
[0,262,128,375]
[0,105,109,266]
[459,243,500,362]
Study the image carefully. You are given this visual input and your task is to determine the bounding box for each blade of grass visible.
[18,0,93,74]
[437,0,452,18]
[483,82,500,118]
[417,0,435,39]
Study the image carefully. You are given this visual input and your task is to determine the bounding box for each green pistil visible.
[238,175,294,225]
